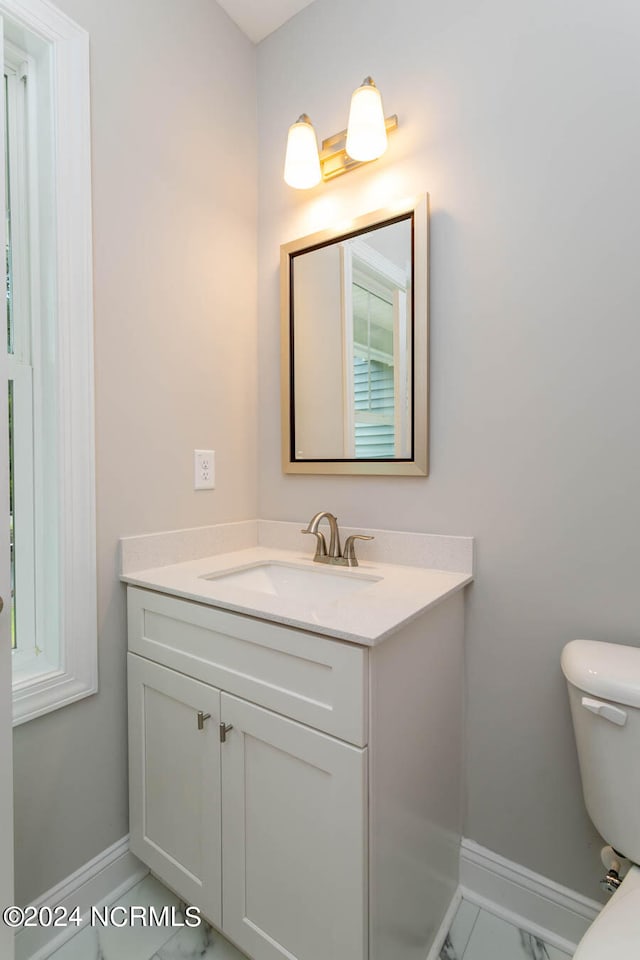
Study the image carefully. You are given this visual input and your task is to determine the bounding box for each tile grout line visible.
[460,902,481,960]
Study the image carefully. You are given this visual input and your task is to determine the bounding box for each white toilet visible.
[562,638,640,957]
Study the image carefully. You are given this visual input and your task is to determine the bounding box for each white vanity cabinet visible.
[127,587,368,960]
[127,580,465,960]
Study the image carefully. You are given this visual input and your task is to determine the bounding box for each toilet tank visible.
[562,639,640,865]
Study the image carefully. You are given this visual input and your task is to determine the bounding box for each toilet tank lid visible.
[562,639,640,708]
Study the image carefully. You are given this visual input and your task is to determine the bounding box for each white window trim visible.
[340,237,410,459]
[6,44,38,679]
[2,0,96,725]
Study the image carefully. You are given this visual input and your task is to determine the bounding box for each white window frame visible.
[1,0,96,725]
[6,43,38,677]
[340,238,410,459]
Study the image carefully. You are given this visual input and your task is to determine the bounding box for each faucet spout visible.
[303,511,341,559]
[302,511,374,566]
[304,510,342,559]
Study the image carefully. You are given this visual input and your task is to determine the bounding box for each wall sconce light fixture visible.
[284,76,398,189]
[283,114,322,189]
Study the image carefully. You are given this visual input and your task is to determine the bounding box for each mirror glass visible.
[281,197,428,476]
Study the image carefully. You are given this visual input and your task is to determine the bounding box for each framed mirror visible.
[280,195,428,475]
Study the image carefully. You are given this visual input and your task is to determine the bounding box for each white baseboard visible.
[12,835,604,960]
[15,835,148,960]
[460,838,603,953]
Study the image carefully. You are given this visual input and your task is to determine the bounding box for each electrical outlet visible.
[194,450,215,490]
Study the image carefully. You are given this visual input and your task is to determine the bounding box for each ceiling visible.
[216,0,317,43]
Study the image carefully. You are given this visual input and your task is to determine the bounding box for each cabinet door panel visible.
[221,693,367,960]
[128,654,221,925]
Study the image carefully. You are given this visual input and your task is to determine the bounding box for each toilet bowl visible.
[562,639,640,956]
[573,866,640,958]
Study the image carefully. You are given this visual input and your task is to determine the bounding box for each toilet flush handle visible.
[581,697,627,727]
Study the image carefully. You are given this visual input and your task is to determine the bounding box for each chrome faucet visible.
[301,511,374,567]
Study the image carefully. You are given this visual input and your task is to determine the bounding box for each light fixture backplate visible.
[320,114,398,181]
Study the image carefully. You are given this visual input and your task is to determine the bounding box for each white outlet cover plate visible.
[194,449,215,490]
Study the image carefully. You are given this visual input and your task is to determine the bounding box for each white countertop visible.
[120,546,472,645]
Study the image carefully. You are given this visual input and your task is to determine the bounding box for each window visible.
[341,237,411,459]
[6,43,37,669]
[352,283,397,458]
[1,1,96,725]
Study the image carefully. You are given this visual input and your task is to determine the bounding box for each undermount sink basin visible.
[200,561,381,603]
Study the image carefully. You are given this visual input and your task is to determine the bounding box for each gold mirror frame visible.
[280,194,429,476]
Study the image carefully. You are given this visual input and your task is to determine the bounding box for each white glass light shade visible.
[345,77,388,162]
[284,115,321,189]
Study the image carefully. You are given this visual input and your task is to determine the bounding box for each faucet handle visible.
[301,527,328,559]
[342,534,374,566]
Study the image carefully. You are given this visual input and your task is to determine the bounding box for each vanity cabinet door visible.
[128,654,222,926]
[220,693,368,960]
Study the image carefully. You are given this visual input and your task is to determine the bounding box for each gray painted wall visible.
[13,0,639,910]
[13,0,257,905]
[257,0,640,900]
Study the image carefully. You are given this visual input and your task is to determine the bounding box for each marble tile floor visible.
[440,899,574,960]
[45,874,574,960]
[48,874,249,960]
